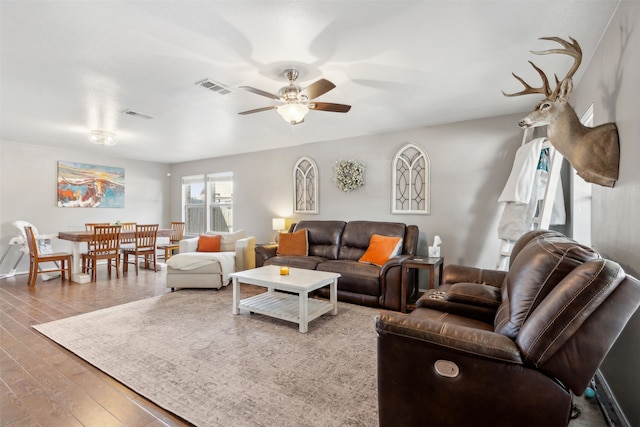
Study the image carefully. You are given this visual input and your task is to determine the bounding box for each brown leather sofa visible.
[255,220,419,311]
[376,230,640,426]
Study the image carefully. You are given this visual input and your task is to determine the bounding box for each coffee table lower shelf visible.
[239,292,334,325]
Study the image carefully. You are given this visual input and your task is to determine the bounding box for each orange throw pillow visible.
[277,229,308,256]
[359,234,403,267]
[197,234,221,252]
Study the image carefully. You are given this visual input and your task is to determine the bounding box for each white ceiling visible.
[0,1,620,164]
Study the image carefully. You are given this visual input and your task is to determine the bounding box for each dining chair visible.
[85,222,110,231]
[119,222,137,245]
[157,221,185,260]
[122,224,159,275]
[24,226,72,286]
[82,225,122,281]
[85,222,110,252]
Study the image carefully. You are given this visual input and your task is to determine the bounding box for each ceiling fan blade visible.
[308,102,351,113]
[238,106,277,115]
[301,79,336,100]
[239,86,280,100]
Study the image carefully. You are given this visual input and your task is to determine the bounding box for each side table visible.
[401,256,444,313]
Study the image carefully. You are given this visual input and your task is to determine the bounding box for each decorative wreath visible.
[334,160,365,192]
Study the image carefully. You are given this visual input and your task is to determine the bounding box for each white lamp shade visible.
[89,130,117,146]
[272,218,286,231]
[277,103,309,124]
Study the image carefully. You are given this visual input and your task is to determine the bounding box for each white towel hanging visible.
[498,137,546,204]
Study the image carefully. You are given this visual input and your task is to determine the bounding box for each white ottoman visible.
[166,261,225,289]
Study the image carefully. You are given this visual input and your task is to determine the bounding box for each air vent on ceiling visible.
[195,79,233,95]
[122,110,154,120]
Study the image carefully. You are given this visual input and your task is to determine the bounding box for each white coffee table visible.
[230,265,340,333]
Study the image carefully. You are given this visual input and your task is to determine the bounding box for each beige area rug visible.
[33,289,379,427]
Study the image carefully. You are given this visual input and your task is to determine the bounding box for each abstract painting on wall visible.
[57,161,125,208]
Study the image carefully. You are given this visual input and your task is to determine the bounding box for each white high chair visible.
[0,221,60,280]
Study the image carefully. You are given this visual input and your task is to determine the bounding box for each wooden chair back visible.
[24,225,39,257]
[85,222,109,232]
[135,224,159,250]
[157,222,184,260]
[24,226,72,286]
[169,222,185,243]
[82,225,121,281]
[121,224,159,274]
[91,225,122,255]
[120,222,137,244]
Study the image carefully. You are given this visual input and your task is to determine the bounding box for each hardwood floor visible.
[1,267,193,427]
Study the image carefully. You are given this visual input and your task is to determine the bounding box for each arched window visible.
[293,157,319,214]
[392,143,430,214]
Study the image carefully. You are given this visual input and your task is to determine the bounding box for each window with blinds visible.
[182,172,233,234]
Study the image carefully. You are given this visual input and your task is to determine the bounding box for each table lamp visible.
[272,218,286,243]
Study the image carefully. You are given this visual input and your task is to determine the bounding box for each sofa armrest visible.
[445,282,502,308]
[255,244,278,267]
[235,236,256,271]
[380,254,411,275]
[376,312,521,364]
[179,236,199,253]
[377,254,413,311]
[443,264,506,288]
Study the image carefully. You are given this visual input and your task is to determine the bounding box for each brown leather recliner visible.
[415,229,569,323]
[376,232,640,426]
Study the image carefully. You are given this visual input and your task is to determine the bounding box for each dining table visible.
[58,228,172,282]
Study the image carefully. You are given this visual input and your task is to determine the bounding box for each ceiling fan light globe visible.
[277,103,309,124]
[89,130,117,146]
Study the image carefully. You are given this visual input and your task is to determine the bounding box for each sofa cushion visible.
[359,234,403,267]
[317,260,381,296]
[167,261,222,275]
[197,234,221,252]
[277,229,308,256]
[293,221,346,260]
[264,255,328,270]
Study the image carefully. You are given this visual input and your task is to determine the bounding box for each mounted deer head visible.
[504,36,619,187]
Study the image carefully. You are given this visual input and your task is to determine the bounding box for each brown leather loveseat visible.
[376,230,640,426]
[255,220,419,311]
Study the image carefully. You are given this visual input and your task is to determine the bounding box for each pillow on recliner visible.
[359,234,403,267]
[277,229,308,256]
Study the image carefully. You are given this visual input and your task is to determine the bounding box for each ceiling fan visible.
[238,69,351,125]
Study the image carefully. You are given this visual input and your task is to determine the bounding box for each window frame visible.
[391,143,431,214]
[182,172,234,235]
[293,156,319,214]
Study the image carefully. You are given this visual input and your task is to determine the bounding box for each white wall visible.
[0,141,171,274]
[1,113,525,282]
[571,2,640,425]
[169,113,525,269]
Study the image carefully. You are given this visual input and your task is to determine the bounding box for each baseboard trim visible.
[593,370,630,427]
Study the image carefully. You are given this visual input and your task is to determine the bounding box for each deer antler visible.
[532,36,582,81]
[503,36,582,100]
[502,60,551,97]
